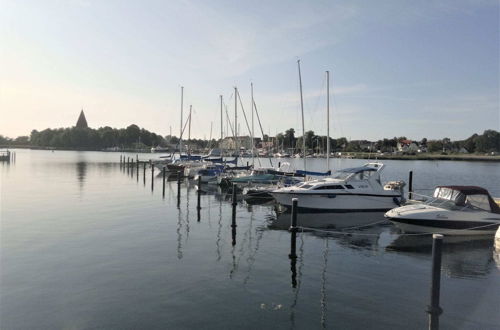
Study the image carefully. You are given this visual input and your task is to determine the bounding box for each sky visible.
[1,0,499,141]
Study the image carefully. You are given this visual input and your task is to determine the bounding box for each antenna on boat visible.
[297,59,307,175]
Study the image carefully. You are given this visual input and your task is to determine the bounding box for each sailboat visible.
[271,62,404,213]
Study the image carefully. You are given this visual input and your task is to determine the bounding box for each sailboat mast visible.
[251,83,254,168]
[180,86,184,154]
[220,95,223,141]
[188,105,192,157]
[326,70,330,170]
[297,60,307,173]
[234,87,238,155]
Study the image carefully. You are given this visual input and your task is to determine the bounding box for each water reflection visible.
[387,235,495,278]
[76,161,87,190]
[320,239,329,329]
[269,210,387,231]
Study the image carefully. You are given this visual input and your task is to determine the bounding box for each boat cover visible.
[434,186,500,214]
[295,170,332,176]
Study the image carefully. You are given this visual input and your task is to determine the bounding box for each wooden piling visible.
[231,183,237,207]
[408,170,413,200]
[143,162,146,184]
[162,166,166,197]
[197,176,201,211]
[427,234,443,330]
[151,163,154,191]
[177,172,181,208]
[289,198,298,259]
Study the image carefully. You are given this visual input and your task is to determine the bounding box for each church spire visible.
[76,109,88,128]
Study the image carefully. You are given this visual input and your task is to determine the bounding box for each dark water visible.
[1,150,499,329]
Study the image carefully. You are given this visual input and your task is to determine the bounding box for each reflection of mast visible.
[289,234,305,328]
[176,209,183,259]
[185,181,190,240]
[243,227,264,285]
[320,239,329,329]
[216,199,223,261]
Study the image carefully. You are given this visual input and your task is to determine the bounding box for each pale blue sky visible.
[1,0,498,140]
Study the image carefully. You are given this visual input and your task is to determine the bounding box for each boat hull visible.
[272,192,401,212]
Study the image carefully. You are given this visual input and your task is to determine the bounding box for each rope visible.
[296,221,499,237]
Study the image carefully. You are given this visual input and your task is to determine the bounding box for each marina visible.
[1,150,499,329]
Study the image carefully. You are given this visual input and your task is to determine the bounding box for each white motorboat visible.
[385,186,500,235]
[271,162,405,213]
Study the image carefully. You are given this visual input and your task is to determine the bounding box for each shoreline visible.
[2,145,499,162]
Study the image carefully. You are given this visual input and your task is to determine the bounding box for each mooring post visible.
[143,162,146,184]
[177,171,181,208]
[151,163,154,190]
[289,198,298,259]
[120,154,122,165]
[408,170,414,200]
[162,166,166,197]
[136,158,139,172]
[232,183,237,207]
[197,176,202,211]
[278,161,281,169]
[427,234,443,330]
[231,183,237,233]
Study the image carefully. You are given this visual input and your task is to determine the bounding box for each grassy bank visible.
[341,152,500,162]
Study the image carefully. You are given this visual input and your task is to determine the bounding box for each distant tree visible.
[427,140,443,153]
[284,128,295,149]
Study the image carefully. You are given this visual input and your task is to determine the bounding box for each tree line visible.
[0,124,498,154]
[269,128,499,154]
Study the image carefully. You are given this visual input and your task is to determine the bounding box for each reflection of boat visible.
[386,186,500,236]
[271,163,405,213]
[243,186,275,205]
[387,235,495,278]
[269,211,387,230]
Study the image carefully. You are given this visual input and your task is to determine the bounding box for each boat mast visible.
[220,95,224,156]
[220,95,223,141]
[180,86,184,155]
[251,83,254,168]
[188,105,192,157]
[326,70,330,170]
[234,87,238,155]
[297,60,307,173]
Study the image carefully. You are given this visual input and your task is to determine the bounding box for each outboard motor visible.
[384,181,406,203]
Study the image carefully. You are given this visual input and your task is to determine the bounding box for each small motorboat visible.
[385,186,500,235]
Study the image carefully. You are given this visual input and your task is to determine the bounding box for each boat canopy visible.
[295,170,331,177]
[339,167,377,173]
[433,186,500,214]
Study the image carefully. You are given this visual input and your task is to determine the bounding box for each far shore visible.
[1,145,499,162]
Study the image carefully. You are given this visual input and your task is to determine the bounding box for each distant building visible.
[76,109,88,128]
[397,139,419,153]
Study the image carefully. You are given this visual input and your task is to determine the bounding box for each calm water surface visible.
[1,150,499,329]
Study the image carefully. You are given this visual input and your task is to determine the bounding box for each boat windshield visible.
[426,198,467,211]
[331,171,352,180]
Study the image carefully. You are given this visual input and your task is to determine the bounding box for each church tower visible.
[76,109,88,128]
